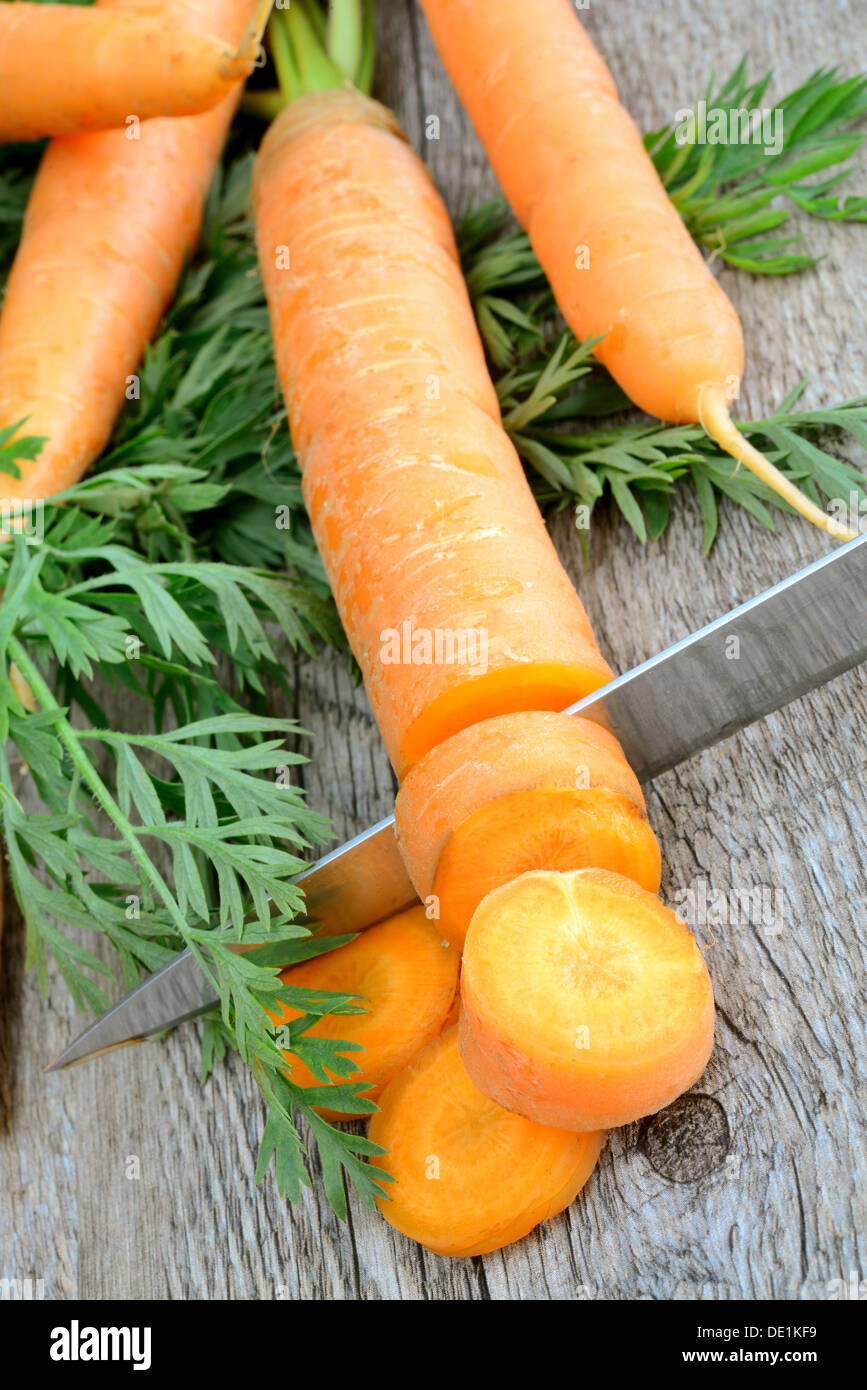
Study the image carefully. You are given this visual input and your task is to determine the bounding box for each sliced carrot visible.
[254,89,613,776]
[435,788,661,950]
[396,710,645,898]
[267,906,459,1121]
[460,868,714,1131]
[370,1026,604,1257]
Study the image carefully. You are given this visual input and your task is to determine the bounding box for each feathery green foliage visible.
[648,64,867,273]
[0,139,386,1210]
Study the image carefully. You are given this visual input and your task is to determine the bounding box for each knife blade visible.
[47,532,867,1071]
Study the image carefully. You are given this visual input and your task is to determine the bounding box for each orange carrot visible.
[460,868,715,1131]
[251,29,710,1248]
[395,710,660,949]
[0,0,257,510]
[254,89,613,777]
[370,1025,604,1256]
[0,0,264,142]
[266,906,459,1122]
[419,0,855,540]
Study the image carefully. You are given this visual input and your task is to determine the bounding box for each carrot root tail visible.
[223,0,275,75]
[698,388,856,541]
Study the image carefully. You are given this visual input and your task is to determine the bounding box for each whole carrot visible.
[0,0,258,509]
[420,0,854,540]
[0,0,266,141]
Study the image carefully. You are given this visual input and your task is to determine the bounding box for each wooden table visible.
[1,0,865,1301]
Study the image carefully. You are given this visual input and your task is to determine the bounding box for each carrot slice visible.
[434,787,661,950]
[460,868,714,1131]
[267,906,459,1121]
[371,1026,604,1256]
[396,710,645,897]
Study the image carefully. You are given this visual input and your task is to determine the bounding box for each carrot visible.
[395,710,660,949]
[0,0,267,142]
[254,87,613,776]
[460,868,715,1131]
[0,0,258,510]
[419,0,855,540]
[370,1025,604,1256]
[253,19,710,1243]
[266,906,459,1122]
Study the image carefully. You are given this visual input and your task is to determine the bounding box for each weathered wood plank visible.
[1,0,865,1300]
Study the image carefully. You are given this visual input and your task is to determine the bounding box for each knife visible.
[47,532,867,1071]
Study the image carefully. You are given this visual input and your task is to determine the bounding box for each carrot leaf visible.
[648,64,867,270]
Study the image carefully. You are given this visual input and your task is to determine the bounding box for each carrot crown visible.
[267,0,375,106]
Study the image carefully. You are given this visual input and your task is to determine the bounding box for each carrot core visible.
[460,868,715,1131]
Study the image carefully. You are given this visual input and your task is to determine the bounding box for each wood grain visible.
[1,0,865,1301]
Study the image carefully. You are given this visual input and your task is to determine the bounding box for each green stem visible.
[266,3,374,108]
[355,0,375,95]
[285,4,346,92]
[301,0,328,43]
[327,0,363,83]
[269,12,302,104]
[6,635,191,941]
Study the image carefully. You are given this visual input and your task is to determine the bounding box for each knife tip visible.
[45,1034,148,1074]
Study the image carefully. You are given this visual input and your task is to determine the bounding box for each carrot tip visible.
[225,0,276,74]
[698,387,857,542]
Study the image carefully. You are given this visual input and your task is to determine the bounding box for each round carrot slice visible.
[395,709,646,901]
[370,1027,604,1256]
[434,786,661,950]
[267,906,459,1121]
[460,868,714,1131]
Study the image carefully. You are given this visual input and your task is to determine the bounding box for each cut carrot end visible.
[460,868,715,1132]
[370,1026,604,1257]
[398,662,612,777]
[434,787,662,951]
[699,388,857,541]
[266,906,459,1121]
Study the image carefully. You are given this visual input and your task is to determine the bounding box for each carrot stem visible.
[328,0,364,83]
[266,3,371,107]
[355,1,376,95]
[269,12,302,103]
[300,0,329,43]
[699,388,857,540]
[284,4,346,92]
[5,636,191,940]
